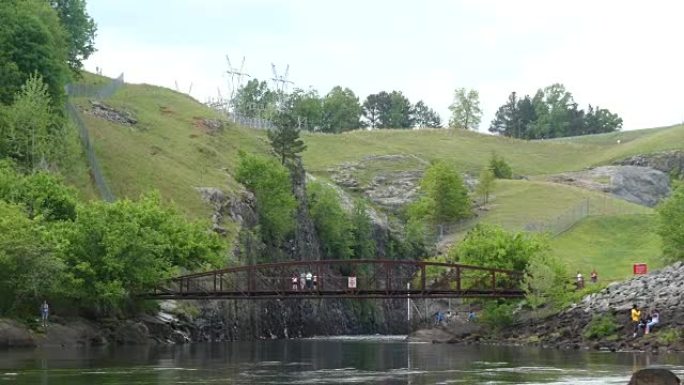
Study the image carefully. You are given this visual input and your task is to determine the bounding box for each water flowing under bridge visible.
[144,259,525,300]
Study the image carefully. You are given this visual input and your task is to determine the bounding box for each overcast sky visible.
[84,0,684,131]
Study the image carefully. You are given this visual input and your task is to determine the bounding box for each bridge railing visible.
[147,259,525,299]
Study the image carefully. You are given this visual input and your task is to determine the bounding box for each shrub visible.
[307,181,352,259]
[489,153,513,179]
[583,313,618,340]
[479,301,516,332]
[657,328,681,345]
[657,181,684,262]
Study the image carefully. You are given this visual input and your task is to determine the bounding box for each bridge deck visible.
[143,259,526,300]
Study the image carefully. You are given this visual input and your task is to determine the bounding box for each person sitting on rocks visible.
[645,309,660,334]
[631,304,641,337]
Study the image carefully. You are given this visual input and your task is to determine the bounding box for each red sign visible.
[633,263,648,275]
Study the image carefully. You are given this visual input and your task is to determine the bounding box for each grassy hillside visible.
[302,124,684,177]
[64,75,681,272]
[70,80,269,218]
[550,215,662,280]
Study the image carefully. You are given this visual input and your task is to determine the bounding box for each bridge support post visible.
[456,266,461,292]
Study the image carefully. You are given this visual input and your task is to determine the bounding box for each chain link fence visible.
[227,113,275,130]
[65,73,124,99]
[64,74,124,202]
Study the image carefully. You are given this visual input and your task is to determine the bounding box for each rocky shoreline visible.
[409,262,684,354]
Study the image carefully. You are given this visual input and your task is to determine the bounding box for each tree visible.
[489,92,520,137]
[267,112,307,166]
[415,161,471,224]
[362,93,383,129]
[235,152,297,243]
[55,193,225,312]
[233,79,277,119]
[448,88,482,130]
[0,201,64,314]
[448,224,546,272]
[350,200,376,259]
[584,105,623,134]
[489,153,513,179]
[0,0,70,105]
[523,252,568,308]
[412,100,442,128]
[284,88,323,131]
[321,86,362,133]
[476,168,495,205]
[383,91,414,128]
[657,182,684,262]
[307,181,353,260]
[6,74,63,170]
[49,0,97,75]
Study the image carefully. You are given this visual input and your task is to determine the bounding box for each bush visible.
[657,182,684,262]
[657,328,681,344]
[307,181,353,260]
[489,153,513,179]
[583,313,618,340]
[523,252,569,309]
[235,152,296,244]
[479,301,516,332]
[409,161,471,224]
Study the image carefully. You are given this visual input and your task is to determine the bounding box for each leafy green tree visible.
[350,200,376,259]
[448,88,482,130]
[321,86,362,133]
[584,105,623,134]
[55,193,225,312]
[489,152,513,179]
[307,181,353,259]
[233,79,277,118]
[657,182,684,262]
[412,100,442,128]
[523,252,569,308]
[0,201,64,314]
[476,168,495,205]
[236,152,296,243]
[284,88,323,131]
[49,0,97,74]
[0,0,70,105]
[414,161,471,224]
[448,224,546,272]
[5,74,65,170]
[0,160,76,221]
[267,112,307,166]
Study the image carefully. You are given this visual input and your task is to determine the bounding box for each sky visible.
[84,0,684,131]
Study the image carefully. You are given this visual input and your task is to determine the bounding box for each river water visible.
[2,336,683,384]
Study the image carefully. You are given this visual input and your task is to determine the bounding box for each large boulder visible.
[628,368,680,385]
[550,165,670,207]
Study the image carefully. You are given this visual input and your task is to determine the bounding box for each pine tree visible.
[267,112,307,166]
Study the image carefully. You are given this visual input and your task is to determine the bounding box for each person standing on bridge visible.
[305,272,313,289]
[292,274,299,291]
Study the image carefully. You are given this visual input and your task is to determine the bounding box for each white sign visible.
[348,276,357,289]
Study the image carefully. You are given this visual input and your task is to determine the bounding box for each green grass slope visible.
[302,124,684,177]
[64,76,677,272]
[550,215,662,280]
[70,81,269,218]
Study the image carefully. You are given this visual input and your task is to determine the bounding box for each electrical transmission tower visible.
[271,63,293,110]
[225,55,251,112]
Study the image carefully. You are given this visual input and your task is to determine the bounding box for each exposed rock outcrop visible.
[88,100,137,125]
[550,165,670,207]
[291,158,321,261]
[618,151,684,179]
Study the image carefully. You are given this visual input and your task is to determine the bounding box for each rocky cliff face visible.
[618,150,684,179]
